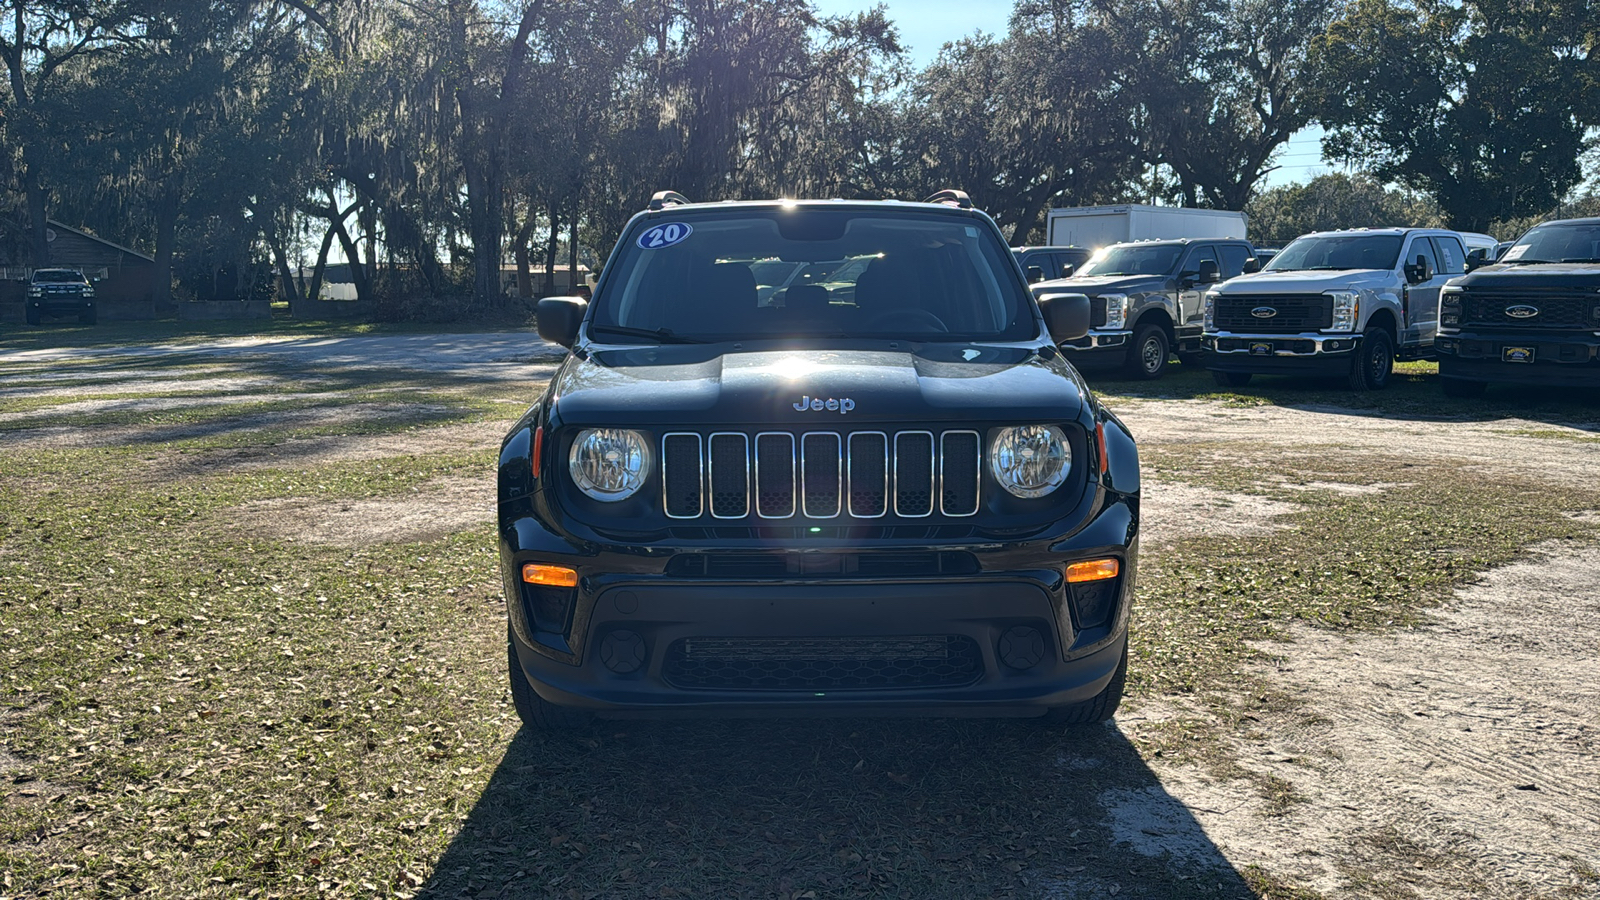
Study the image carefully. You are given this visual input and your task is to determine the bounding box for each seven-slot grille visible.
[1459,289,1600,330]
[1211,294,1334,333]
[662,430,982,520]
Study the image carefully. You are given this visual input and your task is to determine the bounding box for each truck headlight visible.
[1327,291,1359,332]
[989,425,1071,499]
[1440,285,1462,328]
[569,428,651,501]
[1203,291,1219,331]
[1101,294,1128,330]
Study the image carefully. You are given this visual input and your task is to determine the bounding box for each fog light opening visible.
[600,629,648,674]
[997,625,1046,670]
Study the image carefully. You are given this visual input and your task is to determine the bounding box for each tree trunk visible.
[331,216,372,303]
[513,212,536,297]
[543,202,560,297]
[306,225,336,304]
[152,195,178,305]
[23,148,50,268]
[568,200,579,293]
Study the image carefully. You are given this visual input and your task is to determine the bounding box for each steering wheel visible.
[865,308,949,333]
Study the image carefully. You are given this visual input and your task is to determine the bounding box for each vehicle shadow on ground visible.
[420,718,1261,900]
[1088,362,1600,429]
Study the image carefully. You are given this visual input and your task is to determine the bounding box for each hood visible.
[1214,269,1394,294]
[1457,262,1600,289]
[546,344,1086,428]
[1035,273,1165,295]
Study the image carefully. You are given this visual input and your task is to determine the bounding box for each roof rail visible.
[923,189,973,209]
[649,190,691,211]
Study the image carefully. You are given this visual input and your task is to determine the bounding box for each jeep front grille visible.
[1212,294,1334,333]
[662,429,982,520]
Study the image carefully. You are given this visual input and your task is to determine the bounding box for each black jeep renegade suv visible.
[497,191,1140,732]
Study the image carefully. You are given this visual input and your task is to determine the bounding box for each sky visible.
[810,0,1330,193]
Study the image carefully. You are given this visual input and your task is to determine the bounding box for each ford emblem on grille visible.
[1251,307,1278,318]
[1506,305,1540,318]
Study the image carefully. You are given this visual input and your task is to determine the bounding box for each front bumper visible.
[1202,332,1359,376]
[501,494,1137,718]
[28,296,94,317]
[1437,332,1600,387]
[1059,329,1131,355]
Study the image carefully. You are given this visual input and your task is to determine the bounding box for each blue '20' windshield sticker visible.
[637,222,693,249]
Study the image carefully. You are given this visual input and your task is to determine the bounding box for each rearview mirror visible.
[536,296,588,348]
[1197,259,1221,284]
[1037,292,1091,343]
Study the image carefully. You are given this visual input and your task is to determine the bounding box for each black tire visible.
[80,307,97,326]
[1042,643,1127,725]
[1347,328,1394,391]
[25,307,40,326]
[1211,369,1252,387]
[1122,324,1170,379]
[508,629,591,735]
[1441,377,1487,398]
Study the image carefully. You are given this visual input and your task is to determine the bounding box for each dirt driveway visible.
[3,332,1597,899]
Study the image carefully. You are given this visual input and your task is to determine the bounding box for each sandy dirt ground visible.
[5,334,1597,898]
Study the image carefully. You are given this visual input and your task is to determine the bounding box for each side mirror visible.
[536,296,588,348]
[1404,255,1434,284]
[1464,256,1484,273]
[1026,265,1044,284]
[1038,292,1091,343]
[1060,262,1076,278]
[1243,257,1261,274]
[1197,259,1221,284]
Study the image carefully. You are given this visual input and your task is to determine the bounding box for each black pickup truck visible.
[1437,217,1600,396]
[1033,238,1258,379]
[497,190,1141,732]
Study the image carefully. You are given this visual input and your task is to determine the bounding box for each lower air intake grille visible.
[663,635,984,691]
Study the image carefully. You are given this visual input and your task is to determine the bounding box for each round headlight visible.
[989,425,1071,498]
[568,428,651,501]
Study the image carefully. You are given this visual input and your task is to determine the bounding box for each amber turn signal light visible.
[522,563,578,587]
[1066,558,1119,583]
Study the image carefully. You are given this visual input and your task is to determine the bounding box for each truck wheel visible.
[1042,644,1127,725]
[1211,370,1252,387]
[80,306,97,326]
[1441,377,1487,398]
[1347,328,1393,391]
[25,308,41,326]
[1123,325,1170,379]
[508,629,591,735]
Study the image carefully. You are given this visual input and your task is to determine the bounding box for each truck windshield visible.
[33,270,85,283]
[1075,244,1182,277]
[1266,235,1402,272]
[590,209,1035,342]
[1500,222,1600,264]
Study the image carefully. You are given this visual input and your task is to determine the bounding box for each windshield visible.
[33,270,85,283]
[1266,234,1403,271]
[1500,222,1600,263]
[1075,244,1182,277]
[591,208,1035,341]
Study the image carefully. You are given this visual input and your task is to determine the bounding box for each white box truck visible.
[1047,205,1248,249]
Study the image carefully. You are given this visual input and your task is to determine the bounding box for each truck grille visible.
[662,635,984,691]
[662,429,982,521]
[1459,289,1600,329]
[1212,294,1333,334]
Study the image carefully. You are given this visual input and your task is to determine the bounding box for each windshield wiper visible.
[1559,258,1600,263]
[1506,258,1555,265]
[588,324,707,344]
